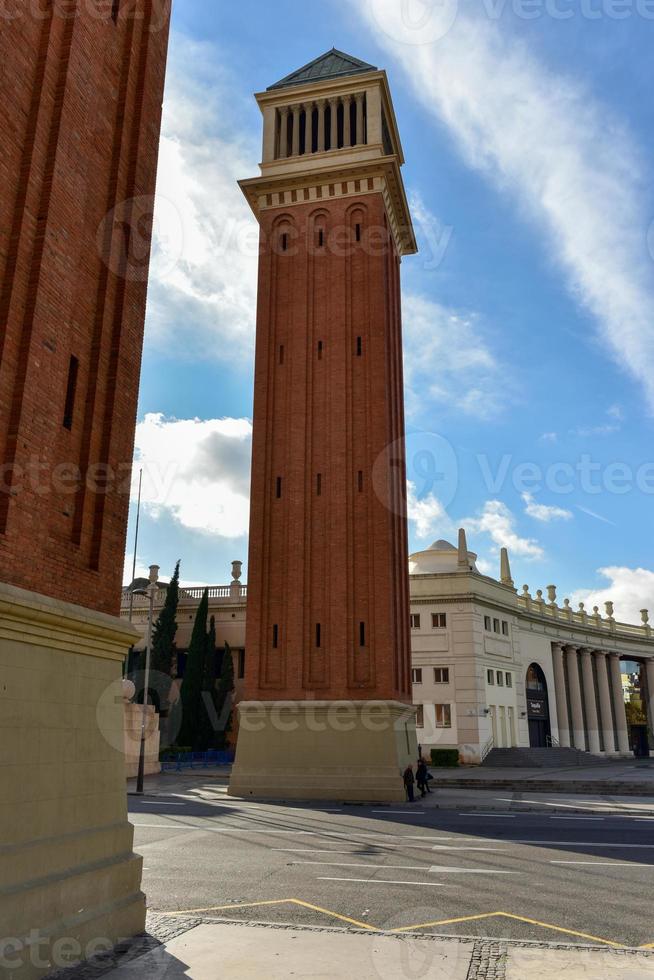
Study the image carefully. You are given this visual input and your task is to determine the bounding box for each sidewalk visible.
[83,919,654,979]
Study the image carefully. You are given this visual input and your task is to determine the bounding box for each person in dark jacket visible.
[403,763,415,802]
[416,759,431,797]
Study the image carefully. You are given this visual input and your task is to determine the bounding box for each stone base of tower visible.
[0,583,145,980]
[228,700,418,803]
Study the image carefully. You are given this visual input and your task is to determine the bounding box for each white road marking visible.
[139,801,187,807]
[429,867,518,875]
[431,846,508,851]
[371,810,425,815]
[550,861,654,866]
[317,877,446,887]
[458,813,516,818]
[495,797,654,815]
[551,816,604,822]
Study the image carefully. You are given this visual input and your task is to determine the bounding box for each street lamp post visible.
[135,563,160,795]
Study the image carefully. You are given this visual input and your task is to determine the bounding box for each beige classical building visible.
[409,531,654,763]
[122,538,654,765]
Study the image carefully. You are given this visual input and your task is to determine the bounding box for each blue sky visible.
[126,0,654,625]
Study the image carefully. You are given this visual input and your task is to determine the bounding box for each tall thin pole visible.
[136,565,158,795]
[128,468,143,624]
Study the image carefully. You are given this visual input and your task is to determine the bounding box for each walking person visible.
[416,758,429,798]
[403,763,415,802]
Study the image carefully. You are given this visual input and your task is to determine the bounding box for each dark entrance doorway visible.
[526,663,551,748]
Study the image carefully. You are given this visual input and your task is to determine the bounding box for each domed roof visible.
[430,539,456,551]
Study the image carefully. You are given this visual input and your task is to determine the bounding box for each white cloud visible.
[406,481,454,539]
[539,432,558,444]
[356,3,654,410]
[403,294,505,419]
[522,491,573,523]
[133,413,252,538]
[147,33,259,363]
[464,499,544,559]
[572,567,654,627]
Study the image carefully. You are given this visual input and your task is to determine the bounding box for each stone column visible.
[355,92,365,146]
[579,648,601,754]
[343,95,352,148]
[551,643,570,747]
[306,102,315,154]
[291,104,301,157]
[329,97,339,150]
[316,99,326,153]
[595,651,616,754]
[278,106,289,159]
[565,645,586,750]
[647,659,654,745]
[609,653,631,755]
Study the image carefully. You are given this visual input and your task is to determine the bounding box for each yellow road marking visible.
[158,900,645,949]
[392,912,498,933]
[159,898,377,932]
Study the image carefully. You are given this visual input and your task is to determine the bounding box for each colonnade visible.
[550,643,654,755]
[276,93,367,159]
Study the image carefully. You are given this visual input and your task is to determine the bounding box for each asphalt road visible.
[129,784,654,949]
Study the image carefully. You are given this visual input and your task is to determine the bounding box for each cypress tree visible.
[197,615,218,751]
[177,589,209,750]
[134,560,180,712]
[213,642,235,750]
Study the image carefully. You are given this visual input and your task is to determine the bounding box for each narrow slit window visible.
[317,340,323,360]
[111,0,120,22]
[63,355,79,430]
[316,623,321,648]
[316,473,322,496]
[272,625,279,649]
[318,228,325,248]
[279,344,285,365]
[359,622,366,647]
[355,223,361,242]
[276,477,282,499]
[358,470,364,492]
[356,336,362,357]
[281,233,288,252]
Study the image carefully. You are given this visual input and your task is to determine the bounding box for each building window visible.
[484,615,491,631]
[505,672,512,688]
[279,344,285,365]
[237,650,246,680]
[317,473,322,496]
[355,223,362,242]
[410,613,421,629]
[493,618,500,634]
[487,669,495,685]
[502,621,509,636]
[317,228,325,248]
[276,477,282,499]
[281,233,288,251]
[416,704,424,728]
[359,622,366,647]
[496,671,504,687]
[358,470,364,492]
[356,336,362,357]
[316,623,321,648]
[432,613,447,629]
[111,0,120,22]
[272,625,279,649]
[435,704,452,728]
[411,668,423,684]
[434,667,449,684]
[63,355,79,430]
[318,340,323,360]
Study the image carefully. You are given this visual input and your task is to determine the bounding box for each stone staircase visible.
[481,747,609,768]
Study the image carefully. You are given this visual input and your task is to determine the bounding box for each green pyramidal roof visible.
[268,48,378,91]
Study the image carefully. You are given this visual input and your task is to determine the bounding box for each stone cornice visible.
[0,582,137,660]
[239,156,417,257]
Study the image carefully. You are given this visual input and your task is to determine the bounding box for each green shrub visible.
[430,748,459,767]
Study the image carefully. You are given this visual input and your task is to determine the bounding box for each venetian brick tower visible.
[0,2,170,975]
[229,50,418,802]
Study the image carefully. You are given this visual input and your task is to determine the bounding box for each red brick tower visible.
[0,3,170,973]
[230,50,418,802]
[0,0,169,617]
